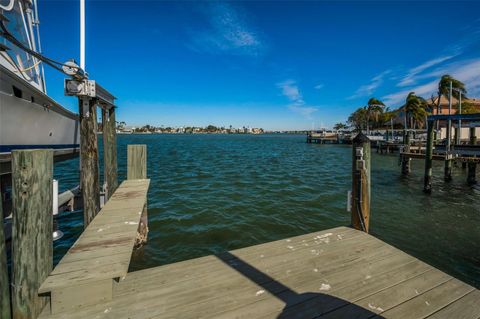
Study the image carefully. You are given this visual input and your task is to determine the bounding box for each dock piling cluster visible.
[422,114,480,191]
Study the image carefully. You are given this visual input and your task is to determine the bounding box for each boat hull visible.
[0,67,80,175]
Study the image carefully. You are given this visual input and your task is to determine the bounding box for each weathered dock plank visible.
[426,289,480,319]
[38,179,150,314]
[38,226,480,319]
[377,279,474,318]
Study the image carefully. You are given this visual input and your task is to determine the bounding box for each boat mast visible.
[80,0,85,71]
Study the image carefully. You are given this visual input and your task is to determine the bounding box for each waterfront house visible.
[430,95,480,115]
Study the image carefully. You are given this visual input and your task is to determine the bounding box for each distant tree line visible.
[113,123,264,134]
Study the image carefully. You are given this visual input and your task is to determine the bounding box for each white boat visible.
[0,0,79,175]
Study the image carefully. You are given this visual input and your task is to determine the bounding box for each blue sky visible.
[39,1,480,130]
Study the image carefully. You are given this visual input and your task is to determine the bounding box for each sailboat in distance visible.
[0,0,80,175]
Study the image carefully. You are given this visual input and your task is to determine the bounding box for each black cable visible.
[0,19,80,75]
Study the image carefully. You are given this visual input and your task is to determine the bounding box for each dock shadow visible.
[216,252,385,319]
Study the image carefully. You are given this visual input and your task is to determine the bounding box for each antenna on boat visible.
[80,0,85,71]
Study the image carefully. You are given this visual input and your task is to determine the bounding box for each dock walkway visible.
[39,179,150,314]
[39,226,480,318]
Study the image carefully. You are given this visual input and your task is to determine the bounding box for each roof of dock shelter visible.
[427,112,480,122]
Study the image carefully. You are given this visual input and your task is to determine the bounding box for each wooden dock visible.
[306,132,352,144]
[38,226,480,319]
[3,130,479,319]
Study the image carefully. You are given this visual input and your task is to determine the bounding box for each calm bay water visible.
[53,134,480,288]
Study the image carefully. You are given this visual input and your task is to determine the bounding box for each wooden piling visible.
[102,107,118,200]
[467,162,476,185]
[79,98,100,227]
[470,126,478,145]
[0,185,11,319]
[467,127,477,185]
[11,150,53,319]
[127,145,147,180]
[423,120,434,193]
[127,145,148,246]
[444,118,453,181]
[454,127,460,145]
[444,157,453,181]
[351,133,370,233]
[401,131,411,175]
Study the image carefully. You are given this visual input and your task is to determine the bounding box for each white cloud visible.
[383,80,438,106]
[383,58,480,105]
[288,105,318,117]
[277,80,318,119]
[314,84,324,90]
[189,3,265,56]
[348,70,391,99]
[398,55,456,87]
[277,80,302,101]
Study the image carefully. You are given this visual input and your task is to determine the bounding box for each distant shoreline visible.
[112,132,308,135]
[99,131,309,135]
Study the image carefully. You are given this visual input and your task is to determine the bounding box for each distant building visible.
[429,96,480,115]
[390,95,480,128]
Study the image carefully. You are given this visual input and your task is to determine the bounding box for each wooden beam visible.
[11,150,53,319]
[102,107,118,200]
[428,112,480,121]
[127,145,147,180]
[79,97,100,227]
[0,184,11,319]
[351,133,370,233]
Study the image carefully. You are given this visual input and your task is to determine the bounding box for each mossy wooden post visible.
[102,107,118,200]
[351,133,370,233]
[127,145,148,246]
[401,131,411,175]
[11,150,53,319]
[467,126,477,185]
[424,120,434,193]
[0,184,11,319]
[80,98,100,227]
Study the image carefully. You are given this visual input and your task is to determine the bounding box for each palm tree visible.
[403,92,429,129]
[435,75,467,115]
[364,98,385,134]
[333,122,348,130]
[348,108,368,132]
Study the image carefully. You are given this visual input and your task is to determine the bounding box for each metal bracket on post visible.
[80,97,90,118]
[355,147,365,171]
[63,60,116,109]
